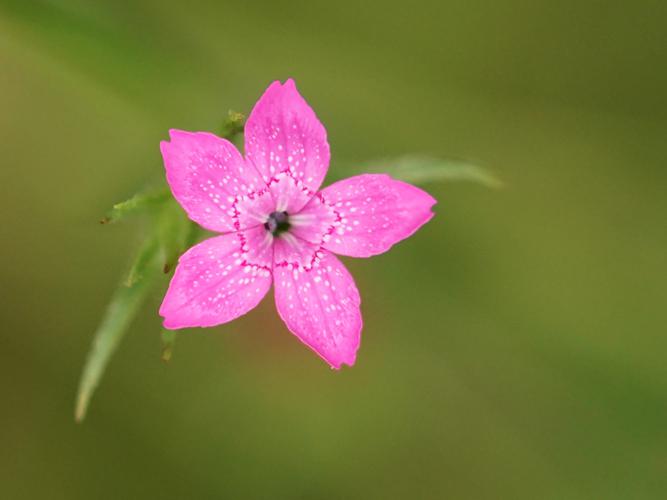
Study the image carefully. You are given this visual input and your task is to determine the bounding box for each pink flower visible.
[159,79,436,368]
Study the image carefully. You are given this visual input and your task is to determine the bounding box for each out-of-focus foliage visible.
[76,112,247,421]
[74,233,162,422]
[347,155,502,187]
[1,1,666,499]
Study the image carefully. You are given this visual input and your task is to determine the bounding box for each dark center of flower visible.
[264,211,290,235]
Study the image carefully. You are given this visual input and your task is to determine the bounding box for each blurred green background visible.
[1,1,666,498]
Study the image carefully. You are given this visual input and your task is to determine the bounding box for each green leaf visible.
[330,155,502,188]
[125,231,162,287]
[101,185,171,224]
[75,231,162,422]
[76,103,247,422]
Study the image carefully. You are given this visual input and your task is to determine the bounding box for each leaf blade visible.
[330,155,502,188]
[101,185,171,224]
[75,233,162,422]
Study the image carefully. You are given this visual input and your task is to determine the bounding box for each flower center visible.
[264,211,290,235]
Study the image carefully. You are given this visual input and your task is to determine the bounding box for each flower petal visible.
[244,79,330,213]
[273,240,361,369]
[288,192,338,245]
[160,226,273,329]
[313,174,436,257]
[161,130,270,232]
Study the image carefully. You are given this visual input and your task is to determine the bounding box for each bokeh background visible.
[1,1,666,498]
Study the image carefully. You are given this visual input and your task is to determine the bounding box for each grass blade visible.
[75,233,162,422]
[76,105,246,422]
[330,155,502,188]
[101,185,171,224]
[125,232,162,287]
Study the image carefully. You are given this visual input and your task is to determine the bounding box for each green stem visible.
[75,111,246,422]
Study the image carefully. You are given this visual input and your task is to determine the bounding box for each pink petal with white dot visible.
[159,79,435,368]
